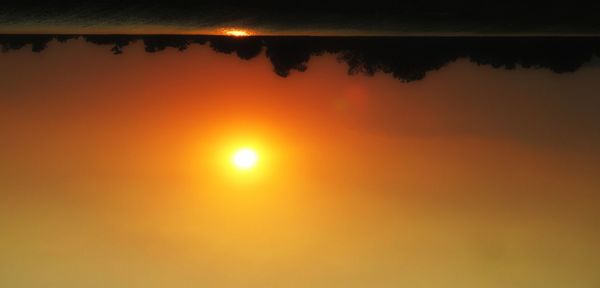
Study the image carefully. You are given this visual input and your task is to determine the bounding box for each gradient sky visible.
[1,39,600,287]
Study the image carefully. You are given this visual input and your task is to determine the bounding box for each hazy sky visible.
[1,39,600,287]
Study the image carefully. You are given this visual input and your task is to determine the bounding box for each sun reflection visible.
[222,28,252,37]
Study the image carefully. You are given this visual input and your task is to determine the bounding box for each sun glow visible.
[222,28,252,37]
[232,148,258,170]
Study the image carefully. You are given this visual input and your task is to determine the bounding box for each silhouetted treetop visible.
[2,35,600,82]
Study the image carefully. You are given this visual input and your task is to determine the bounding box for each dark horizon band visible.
[2,1,600,35]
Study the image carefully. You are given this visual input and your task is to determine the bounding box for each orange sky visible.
[1,39,599,287]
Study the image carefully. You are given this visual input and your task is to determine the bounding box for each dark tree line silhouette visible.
[2,35,600,82]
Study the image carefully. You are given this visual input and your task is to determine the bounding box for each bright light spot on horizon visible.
[223,28,252,37]
[232,148,258,170]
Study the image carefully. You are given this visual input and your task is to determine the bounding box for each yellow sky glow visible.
[1,39,600,288]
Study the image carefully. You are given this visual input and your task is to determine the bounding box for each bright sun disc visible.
[232,148,258,169]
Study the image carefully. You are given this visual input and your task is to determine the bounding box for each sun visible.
[232,148,258,170]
